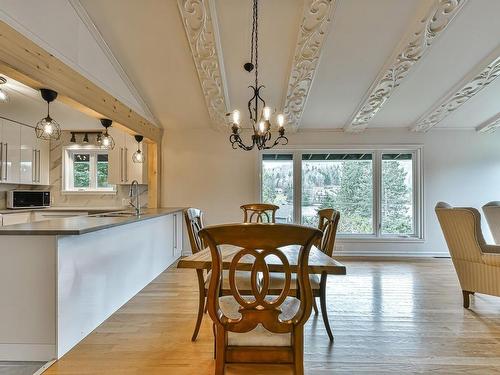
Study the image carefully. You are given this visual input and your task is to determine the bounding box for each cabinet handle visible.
[4,143,7,181]
[124,148,128,182]
[119,148,123,182]
[32,149,36,182]
[37,149,41,183]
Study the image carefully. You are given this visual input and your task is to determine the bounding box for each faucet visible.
[129,180,141,216]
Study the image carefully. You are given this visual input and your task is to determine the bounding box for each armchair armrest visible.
[482,244,500,254]
[482,252,500,267]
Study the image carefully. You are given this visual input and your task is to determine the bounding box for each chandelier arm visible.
[229,133,256,151]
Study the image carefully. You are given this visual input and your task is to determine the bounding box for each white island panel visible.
[57,214,177,358]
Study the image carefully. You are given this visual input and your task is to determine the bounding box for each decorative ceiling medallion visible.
[282,0,336,131]
[412,54,500,132]
[476,113,500,134]
[177,0,229,129]
[345,0,467,133]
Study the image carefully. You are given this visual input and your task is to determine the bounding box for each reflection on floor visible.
[0,362,46,375]
[44,259,500,374]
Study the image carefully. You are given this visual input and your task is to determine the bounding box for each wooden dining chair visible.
[267,208,340,341]
[184,208,254,342]
[199,223,322,375]
[240,203,279,223]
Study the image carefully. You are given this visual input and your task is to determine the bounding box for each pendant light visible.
[35,89,61,140]
[132,135,144,163]
[70,132,76,143]
[98,119,115,150]
[0,77,9,103]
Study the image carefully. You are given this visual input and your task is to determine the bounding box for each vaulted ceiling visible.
[79,0,500,133]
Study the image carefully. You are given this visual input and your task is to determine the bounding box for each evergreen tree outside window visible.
[260,149,422,239]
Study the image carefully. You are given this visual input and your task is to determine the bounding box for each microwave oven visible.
[6,190,51,209]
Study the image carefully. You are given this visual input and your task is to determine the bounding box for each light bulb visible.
[132,150,144,163]
[277,114,285,127]
[0,88,8,103]
[102,137,110,147]
[43,121,53,135]
[232,110,241,125]
[262,106,271,121]
[259,121,265,134]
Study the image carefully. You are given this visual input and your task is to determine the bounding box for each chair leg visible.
[214,326,226,375]
[293,327,304,375]
[191,270,206,341]
[312,297,319,315]
[462,290,473,309]
[319,273,334,342]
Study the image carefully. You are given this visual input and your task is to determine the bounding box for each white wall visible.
[162,127,500,256]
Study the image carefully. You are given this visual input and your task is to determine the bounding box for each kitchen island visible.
[0,208,184,361]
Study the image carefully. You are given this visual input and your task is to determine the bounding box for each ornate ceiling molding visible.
[177,0,229,130]
[412,52,500,132]
[476,113,500,134]
[345,0,467,133]
[282,0,336,131]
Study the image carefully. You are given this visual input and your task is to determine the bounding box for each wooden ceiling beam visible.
[0,20,163,143]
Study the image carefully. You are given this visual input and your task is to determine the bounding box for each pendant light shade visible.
[132,135,144,163]
[0,77,9,103]
[98,118,115,150]
[35,88,61,141]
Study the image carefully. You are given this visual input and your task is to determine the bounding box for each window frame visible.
[258,146,424,242]
[62,146,116,194]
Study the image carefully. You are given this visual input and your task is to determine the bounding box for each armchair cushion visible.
[219,295,300,346]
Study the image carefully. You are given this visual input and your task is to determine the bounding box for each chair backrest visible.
[482,201,500,244]
[435,202,486,263]
[317,208,340,257]
[200,223,322,335]
[183,208,205,254]
[241,203,279,223]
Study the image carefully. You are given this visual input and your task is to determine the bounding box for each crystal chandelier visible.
[228,0,288,151]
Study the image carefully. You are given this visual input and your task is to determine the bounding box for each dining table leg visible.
[319,272,334,341]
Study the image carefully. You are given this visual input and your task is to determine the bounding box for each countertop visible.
[0,207,185,235]
[0,207,126,215]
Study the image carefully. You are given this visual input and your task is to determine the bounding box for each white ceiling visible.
[77,0,500,132]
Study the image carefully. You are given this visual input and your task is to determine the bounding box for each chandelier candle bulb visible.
[232,110,241,125]
[277,114,285,128]
[262,106,271,121]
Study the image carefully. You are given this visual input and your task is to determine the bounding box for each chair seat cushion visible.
[205,270,253,292]
[267,273,320,291]
[219,295,300,346]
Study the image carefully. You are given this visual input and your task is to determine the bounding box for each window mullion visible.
[293,151,302,224]
[374,151,382,238]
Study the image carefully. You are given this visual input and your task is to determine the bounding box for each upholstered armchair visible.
[482,201,500,244]
[435,202,500,308]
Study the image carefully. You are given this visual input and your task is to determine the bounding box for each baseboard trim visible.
[334,251,448,257]
[0,343,56,361]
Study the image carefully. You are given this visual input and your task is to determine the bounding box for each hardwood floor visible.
[44,259,500,374]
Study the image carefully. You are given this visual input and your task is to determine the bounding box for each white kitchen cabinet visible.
[0,119,21,184]
[20,126,49,186]
[108,128,147,185]
[1,212,31,226]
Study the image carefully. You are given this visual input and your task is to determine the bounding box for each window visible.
[260,148,422,240]
[261,154,294,223]
[63,147,114,192]
[302,153,373,234]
